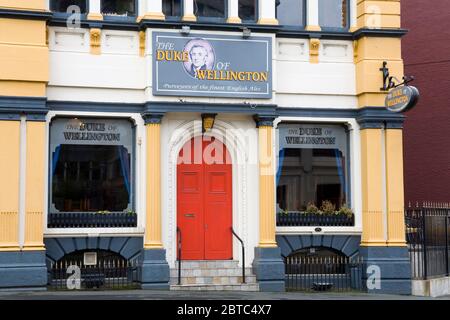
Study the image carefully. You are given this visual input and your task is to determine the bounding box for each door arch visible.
[177,136,232,260]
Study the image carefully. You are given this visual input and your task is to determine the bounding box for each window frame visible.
[274,117,361,235]
[50,0,89,18]
[46,115,139,216]
[162,0,183,21]
[318,0,350,32]
[101,0,139,21]
[238,0,258,24]
[193,0,228,23]
[276,0,307,30]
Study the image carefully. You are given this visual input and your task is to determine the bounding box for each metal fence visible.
[284,256,365,292]
[48,256,141,290]
[406,202,450,280]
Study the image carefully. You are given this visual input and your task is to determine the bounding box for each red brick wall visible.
[402,0,450,202]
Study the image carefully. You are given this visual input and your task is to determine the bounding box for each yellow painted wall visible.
[0,121,20,251]
[258,125,277,248]
[357,0,401,29]
[0,0,46,11]
[0,18,48,97]
[354,37,403,107]
[360,129,386,246]
[385,129,406,246]
[144,123,163,249]
[24,122,45,250]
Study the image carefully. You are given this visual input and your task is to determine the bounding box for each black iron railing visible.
[277,212,354,227]
[177,227,182,285]
[231,227,246,284]
[406,202,450,280]
[49,258,140,290]
[284,255,364,292]
[47,212,137,228]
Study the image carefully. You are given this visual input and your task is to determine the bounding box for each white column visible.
[87,0,103,20]
[257,0,278,25]
[306,0,320,31]
[227,0,241,23]
[349,0,357,31]
[141,0,165,20]
[183,0,196,21]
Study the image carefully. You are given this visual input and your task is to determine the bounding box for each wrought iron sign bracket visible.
[380,61,415,91]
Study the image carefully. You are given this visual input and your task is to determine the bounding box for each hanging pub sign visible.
[385,85,420,113]
[152,31,272,99]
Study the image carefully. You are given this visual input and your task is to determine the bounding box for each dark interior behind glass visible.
[51,0,87,13]
[52,144,131,212]
[102,0,136,16]
[194,0,225,18]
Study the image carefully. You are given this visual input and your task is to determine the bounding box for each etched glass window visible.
[319,0,348,29]
[276,124,350,212]
[50,118,134,213]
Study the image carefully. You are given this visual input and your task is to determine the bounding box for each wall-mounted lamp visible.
[242,27,251,39]
[181,25,191,35]
[201,113,217,133]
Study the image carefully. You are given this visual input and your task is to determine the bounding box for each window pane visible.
[319,0,348,28]
[102,0,136,16]
[163,0,182,17]
[50,118,133,213]
[194,0,225,18]
[239,0,256,21]
[276,124,348,212]
[51,0,87,13]
[276,0,304,26]
[52,145,131,212]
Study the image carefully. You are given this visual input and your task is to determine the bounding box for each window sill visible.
[276,226,362,235]
[44,227,145,237]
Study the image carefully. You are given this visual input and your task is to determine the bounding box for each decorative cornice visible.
[0,8,52,21]
[0,96,48,121]
[356,107,405,129]
[253,115,276,128]
[141,112,165,125]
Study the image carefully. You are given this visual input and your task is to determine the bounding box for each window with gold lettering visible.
[49,118,134,220]
[276,124,351,217]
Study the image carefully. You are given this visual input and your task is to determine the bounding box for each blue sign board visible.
[152,32,272,99]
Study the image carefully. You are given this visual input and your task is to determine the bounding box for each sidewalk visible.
[0,289,448,300]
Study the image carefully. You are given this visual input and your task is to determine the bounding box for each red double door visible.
[177,136,232,260]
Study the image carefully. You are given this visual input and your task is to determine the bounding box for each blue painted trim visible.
[359,246,412,295]
[0,96,48,121]
[44,237,144,263]
[140,249,170,290]
[357,107,405,129]
[252,247,285,292]
[277,235,362,258]
[35,100,407,128]
[141,112,165,124]
[253,115,276,127]
[0,8,53,21]
[0,251,47,289]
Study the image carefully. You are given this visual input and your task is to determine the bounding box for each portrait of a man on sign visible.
[183,39,215,79]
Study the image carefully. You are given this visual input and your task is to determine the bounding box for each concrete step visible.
[170,268,254,278]
[170,284,259,291]
[173,260,240,270]
[170,275,257,285]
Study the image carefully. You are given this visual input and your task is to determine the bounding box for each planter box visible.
[48,212,137,228]
[277,212,354,227]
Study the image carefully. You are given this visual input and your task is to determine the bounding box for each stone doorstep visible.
[170,268,254,277]
[173,261,240,269]
[169,275,257,285]
[170,284,260,291]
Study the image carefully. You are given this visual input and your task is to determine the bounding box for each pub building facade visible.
[0,0,411,293]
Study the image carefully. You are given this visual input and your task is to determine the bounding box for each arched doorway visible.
[177,136,232,260]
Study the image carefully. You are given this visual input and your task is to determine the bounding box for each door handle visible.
[184,213,195,218]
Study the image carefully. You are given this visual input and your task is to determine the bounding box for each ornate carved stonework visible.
[90,28,101,55]
[309,38,320,64]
